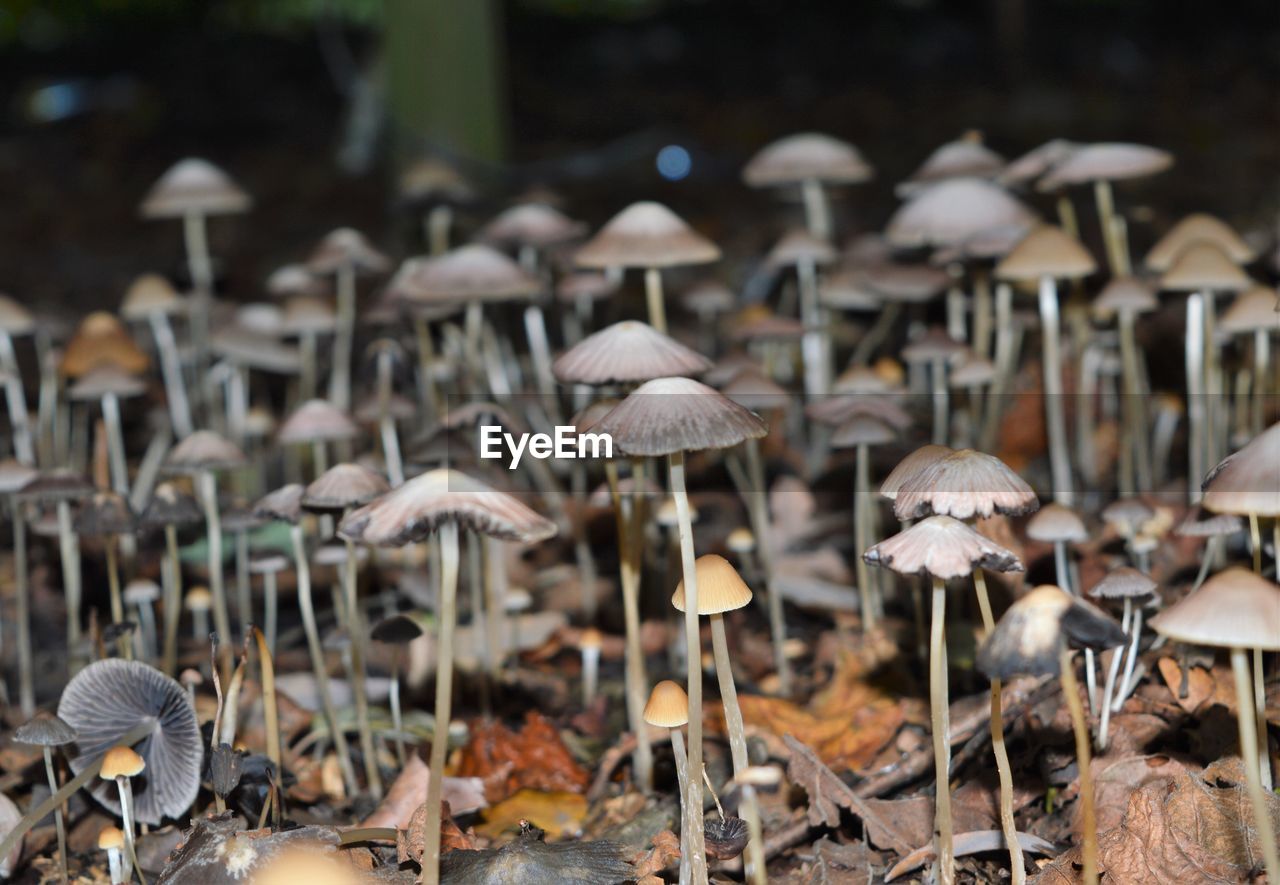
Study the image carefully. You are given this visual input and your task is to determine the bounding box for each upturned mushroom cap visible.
[863,515,1023,580]
[643,680,690,728]
[672,554,753,614]
[1036,142,1172,190]
[479,203,587,249]
[593,376,768,457]
[1145,213,1255,271]
[893,448,1038,520]
[141,482,203,528]
[976,584,1128,679]
[1201,422,1280,517]
[389,246,543,305]
[306,227,390,275]
[743,132,874,186]
[100,745,145,780]
[74,492,137,537]
[1219,284,1279,334]
[60,312,149,378]
[58,659,202,824]
[552,321,712,386]
[880,444,953,500]
[767,230,837,267]
[254,484,306,525]
[13,713,77,747]
[164,430,247,473]
[899,132,1006,195]
[302,463,391,512]
[140,158,250,218]
[1087,567,1157,600]
[277,399,359,445]
[1159,241,1250,292]
[575,202,720,269]
[1025,502,1088,544]
[338,468,557,547]
[68,366,147,401]
[120,274,185,319]
[1149,568,1280,651]
[1092,277,1158,317]
[0,294,35,335]
[996,225,1096,281]
[885,178,1037,252]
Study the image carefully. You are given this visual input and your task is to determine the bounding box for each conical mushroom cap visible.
[13,713,76,747]
[1025,502,1087,543]
[278,399,359,444]
[61,312,149,378]
[863,515,1023,580]
[100,745,145,779]
[389,246,542,305]
[552,321,712,386]
[338,468,557,547]
[1219,284,1279,334]
[1092,277,1158,317]
[1088,567,1157,600]
[594,376,768,457]
[0,294,35,335]
[977,584,1127,679]
[140,158,251,218]
[306,227,390,275]
[1036,142,1172,189]
[164,431,246,472]
[672,554,753,614]
[58,659,202,824]
[575,202,720,269]
[720,368,789,412]
[996,225,1097,281]
[1160,242,1250,292]
[120,274,184,319]
[1201,422,1280,517]
[1145,213,1255,271]
[899,132,1006,195]
[140,482,203,529]
[303,463,391,512]
[254,484,306,525]
[1149,568,1280,651]
[643,680,690,727]
[885,178,1037,252]
[767,230,837,267]
[893,448,1038,520]
[880,444,953,500]
[830,414,897,448]
[743,132,874,186]
[478,203,587,249]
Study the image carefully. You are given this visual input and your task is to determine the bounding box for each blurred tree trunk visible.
[384,0,506,163]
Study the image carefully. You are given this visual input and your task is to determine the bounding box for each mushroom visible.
[1201,420,1280,574]
[120,273,193,438]
[900,131,1006,196]
[74,491,138,658]
[278,291,336,403]
[303,462,392,799]
[1091,277,1158,494]
[99,746,144,880]
[124,579,161,662]
[0,294,36,464]
[643,680,692,881]
[578,627,603,706]
[977,585,1128,885]
[248,554,290,654]
[743,132,875,240]
[67,367,146,498]
[1026,503,1097,711]
[14,713,76,883]
[397,155,474,254]
[0,459,38,713]
[831,414,898,629]
[768,230,837,404]
[1149,567,1280,879]
[277,399,359,481]
[185,585,212,641]
[17,470,93,668]
[141,481,203,674]
[1219,284,1279,438]
[1087,567,1157,748]
[370,613,425,767]
[1175,507,1243,592]
[338,468,556,885]
[902,328,967,447]
[595,376,767,883]
[362,338,410,486]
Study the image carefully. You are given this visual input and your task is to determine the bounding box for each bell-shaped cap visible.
[1026,502,1088,544]
[306,227,390,276]
[830,414,897,448]
[389,245,542,305]
[1219,285,1279,335]
[886,178,1037,252]
[302,463,391,512]
[0,294,35,335]
[278,399,359,445]
[553,320,711,386]
[863,515,1023,580]
[719,367,789,413]
[1160,241,1250,292]
[254,484,306,525]
[594,376,767,457]
[743,132,874,187]
[1092,277,1157,318]
[997,225,1097,281]
[74,492,137,537]
[371,613,425,645]
[880,444,953,500]
[643,680,690,728]
[977,585,1127,680]
[60,312,149,378]
[1087,567,1157,600]
[141,482,203,529]
[899,132,1006,196]
[1145,213,1255,271]
[893,448,1038,520]
[767,230,837,268]
[999,139,1079,188]
[1201,421,1280,517]
[164,431,247,473]
[478,203,587,250]
[139,158,250,218]
[120,274,184,320]
[672,554,753,614]
[575,202,720,270]
[13,713,77,747]
[1036,142,1172,190]
[1149,568,1280,651]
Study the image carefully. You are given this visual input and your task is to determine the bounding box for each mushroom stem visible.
[1098,597,1132,750]
[1252,329,1269,436]
[376,351,404,486]
[426,205,452,255]
[182,210,214,381]
[42,746,68,884]
[743,437,790,693]
[99,393,130,497]
[56,500,83,667]
[1185,294,1205,504]
[412,315,441,420]
[1117,310,1151,494]
[484,536,507,679]
[115,777,136,884]
[1038,275,1073,506]
[422,520,459,885]
[1059,646,1097,885]
[928,577,955,885]
[289,523,358,795]
[251,627,282,777]
[799,178,831,240]
[234,530,251,638]
[523,303,562,425]
[299,331,318,402]
[161,525,183,675]
[13,508,34,715]
[1253,646,1271,791]
[669,450,708,884]
[329,263,356,412]
[709,615,747,774]
[930,355,950,446]
[980,282,1015,452]
[855,442,877,631]
[1249,513,1262,574]
[198,470,235,679]
[797,255,828,402]
[669,726,691,885]
[146,312,193,438]
[0,332,34,464]
[1231,647,1280,881]
[389,649,405,767]
[345,536,382,799]
[106,540,132,660]
[263,569,278,655]
[106,845,123,885]
[582,646,600,705]
[1054,540,1097,714]
[644,267,667,334]
[1115,606,1143,705]
[973,570,1023,885]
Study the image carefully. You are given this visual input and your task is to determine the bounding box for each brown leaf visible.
[1157,657,1214,714]
[631,830,680,878]
[477,789,589,840]
[360,753,488,829]
[1084,753,1190,832]
[455,711,590,799]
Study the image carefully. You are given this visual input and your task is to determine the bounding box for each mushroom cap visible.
[1149,568,1280,651]
[556,271,618,304]
[389,245,543,305]
[996,225,1097,281]
[398,155,474,204]
[280,295,337,335]
[819,269,882,311]
[578,627,604,651]
[729,309,805,342]
[60,312,149,378]
[949,354,997,387]
[338,468,558,547]
[552,320,712,386]
[1174,507,1244,538]
[277,399,359,445]
[254,484,306,525]
[124,579,161,605]
[1087,567,1157,600]
[302,463,390,512]
[68,366,147,401]
[1159,241,1250,292]
[185,586,212,611]
[248,553,291,574]
[830,414,897,448]
[1092,277,1158,317]
[901,327,968,363]
[1219,284,1279,334]
[1025,502,1088,543]
[268,264,330,299]
[885,178,1037,253]
[74,492,137,537]
[13,713,77,747]
[679,280,736,315]
[719,368,789,413]
[17,469,94,502]
[100,745,146,779]
[140,158,251,218]
[742,132,874,186]
[880,444,953,500]
[1100,497,1155,535]
[58,659,202,824]
[899,132,1006,195]
[832,364,899,395]
[999,139,1080,188]
[0,458,39,495]
[767,230,837,267]
[370,613,425,644]
[672,554,753,614]
[120,274,184,319]
[863,515,1023,580]
[575,202,720,270]
[478,203,587,249]
[306,227,390,275]
[594,376,768,457]
[210,327,302,374]
[1036,142,1172,189]
[164,430,247,473]
[977,584,1128,679]
[140,482,203,528]
[1201,421,1280,517]
[0,293,36,335]
[97,825,125,851]
[893,448,1038,520]
[643,680,690,727]
[726,526,756,553]
[806,394,911,431]
[1145,213,1255,271]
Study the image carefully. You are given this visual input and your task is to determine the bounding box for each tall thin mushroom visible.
[0,459,38,712]
[13,714,76,884]
[141,482,204,674]
[120,273,193,438]
[743,132,875,240]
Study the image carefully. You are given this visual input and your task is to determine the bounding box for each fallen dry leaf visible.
[455,711,590,799]
[361,753,487,829]
[1157,657,1214,714]
[1083,753,1191,832]
[631,829,680,878]
[477,789,589,839]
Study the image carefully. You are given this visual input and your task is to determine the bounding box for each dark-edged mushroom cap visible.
[743,132,874,186]
[140,482,203,529]
[277,399,359,445]
[13,713,77,747]
[593,376,768,457]
[17,469,94,502]
[1159,241,1250,293]
[885,178,1037,252]
[57,659,202,824]
[1026,502,1088,544]
[1201,421,1280,517]
[863,515,1023,580]
[1149,568,1280,651]
[479,203,587,250]
[893,448,1038,520]
[139,158,251,218]
[338,468,558,547]
[880,444,953,501]
[1036,142,1172,190]
[899,132,1006,195]
[1087,567,1157,600]
[976,584,1127,680]
[1145,213,1255,271]
[389,246,542,306]
[68,366,147,401]
[164,431,247,473]
[254,484,305,525]
[302,463,391,512]
[996,225,1097,281]
[552,320,712,386]
[370,613,425,645]
[74,492,137,537]
[306,227,391,276]
[219,503,264,534]
[575,202,720,269]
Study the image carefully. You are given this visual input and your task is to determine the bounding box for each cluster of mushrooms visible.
[0,130,1276,885]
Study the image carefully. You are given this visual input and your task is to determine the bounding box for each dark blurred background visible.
[0,0,1276,307]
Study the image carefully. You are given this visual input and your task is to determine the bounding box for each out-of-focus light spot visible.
[656,145,692,181]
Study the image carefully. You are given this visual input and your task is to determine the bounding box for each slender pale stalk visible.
[852,302,901,366]
[1098,597,1132,750]
[13,509,33,714]
[1186,295,1205,504]
[426,205,452,255]
[42,747,67,883]
[1252,329,1269,436]
[344,535,381,798]
[483,536,506,678]
[329,263,356,412]
[671,727,691,885]
[1038,276,1073,505]
[422,521,460,885]
[1230,647,1280,881]
[670,451,707,884]
[1054,540,1097,711]
[743,437,789,692]
[981,282,1016,452]
[800,178,831,240]
[162,525,183,674]
[389,649,405,766]
[1117,310,1151,493]
[183,210,214,383]
[797,256,827,402]
[375,351,404,486]
[523,303,562,424]
[931,356,950,446]
[1092,180,1121,274]
[854,443,876,631]
[412,315,441,419]
[0,332,35,465]
[973,570,1023,884]
[105,541,132,660]
[709,615,747,773]
[1202,291,1223,473]
[927,577,954,885]
[299,332,318,403]
[251,627,281,776]
[582,647,600,705]
[644,267,667,334]
[1253,646,1270,791]
[198,470,234,678]
[1249,513,1263,574]
[114,778,137,884]
[146,312,192,438]
[56,501,83,666]
[1114,606,1144,707]
[1060,647,1097,885]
